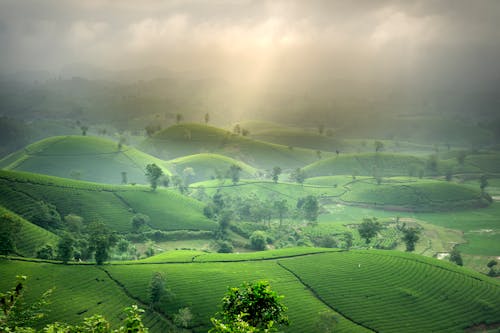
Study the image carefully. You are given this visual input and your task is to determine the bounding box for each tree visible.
[0,213,21,255]
[271,166,282,183]
[233,124,241,135]
[374,141,384,153]
[449,248,463,266]
[150,272,166,308]
[131,214,150,232]
[121,171,128,184]
[36,245,54,260]
[218,210,233,233]
[204,112,210,125]
[176,113,183,124]
[174,307,194,329]
[210,281,288,332]
[457,151,467,165]
[228,164,242,185]
[87,222,117,265]
[487,260,498,277]
[480,174,488,193]
[145,163,163,191]
[401,227,420,252]
[250,231,267,250]
[358,218,381,245]
[342,232,353,251]
[80,125,88,136]
[290,168,306,185]
[273,200,288,226]
[316,150,322,160]
[57,233,75,264]
[297,195,319,223]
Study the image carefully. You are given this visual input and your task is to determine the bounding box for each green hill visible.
[140,123,329,169]
[167,153,258,182]
[303,153,427,177]
[0,206,59,257]
[0,135,171,185]
[2,249,498,333]
[340,178,488,211]
[238,120,342,152]
[0,170,216,233]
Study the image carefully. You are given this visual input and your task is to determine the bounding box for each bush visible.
[250,231,267,251]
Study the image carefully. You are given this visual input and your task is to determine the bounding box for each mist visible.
[0,0,499,124]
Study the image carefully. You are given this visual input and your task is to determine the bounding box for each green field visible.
[0,135,171,184]
[2,248,499,333]
[0,169,215,233]
[167,153,258,182]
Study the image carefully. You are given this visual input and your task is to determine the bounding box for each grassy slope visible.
[2,249,497,333]
[0,135,171,185]
[0,206,59,257]
[279,250,500,333]
[303,153,426,177]
[0,170,215,233]
[340,178,486,211]
[0,260,171,332]
[167,153,258,182]
[141,123,329,169]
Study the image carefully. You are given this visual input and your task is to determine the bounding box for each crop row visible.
[279,251,500,332]
[106,260,368,333]
[0,260,171,331]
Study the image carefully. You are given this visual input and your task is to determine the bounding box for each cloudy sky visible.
[1,0,499,92]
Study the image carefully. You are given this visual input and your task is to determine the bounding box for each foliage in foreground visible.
[0,276,148,333]
[210,281,289,333]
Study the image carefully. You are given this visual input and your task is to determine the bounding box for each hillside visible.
[0,170,216,233]
[192,176,487,212]
[167,153,258,182]
[0,206,59,257]
[140,123,329,169]
[0,135,171,185]
[303,153,427,177]
[1,249,498,333]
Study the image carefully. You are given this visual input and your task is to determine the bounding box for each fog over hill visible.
[0,0,499,125]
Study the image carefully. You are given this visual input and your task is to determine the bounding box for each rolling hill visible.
[303,153,427,177]
[140,123,329,169]
[0,135,171,185]
[0,170,216,234]
[167,153,258,183]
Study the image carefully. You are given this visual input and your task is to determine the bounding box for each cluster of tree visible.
[35,215,118,265]
[232,124,250,136]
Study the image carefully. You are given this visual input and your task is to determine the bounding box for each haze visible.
[1,0,500,123]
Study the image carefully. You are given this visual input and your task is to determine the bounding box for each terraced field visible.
[303,153,427,177]
[140,123,329,169]
[2,249,498,333]
[0,260,171,332]
[0,206,59,257]
[278,250,500,333]
[0,170,215,233]
[0,135,171,184]
[167,153,258,182]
